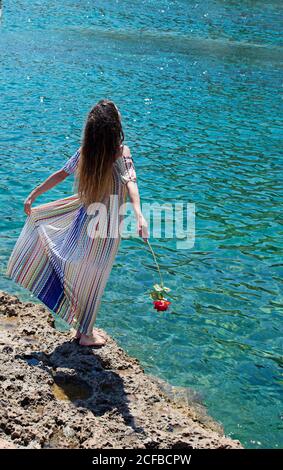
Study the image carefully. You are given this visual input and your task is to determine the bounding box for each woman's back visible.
[61,144,137,198]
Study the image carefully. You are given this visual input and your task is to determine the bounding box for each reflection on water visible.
[0,0,282,449]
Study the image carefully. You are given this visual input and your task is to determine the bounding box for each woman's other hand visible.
[23,169,68,216]
[24,195,35,216]
[137,214,149,242]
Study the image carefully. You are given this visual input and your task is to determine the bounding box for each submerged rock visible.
[0,291,242,449]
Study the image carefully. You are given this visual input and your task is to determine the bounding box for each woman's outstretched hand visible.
[24,194,35,216]
[22,169,68,217]
[137,214,149,242]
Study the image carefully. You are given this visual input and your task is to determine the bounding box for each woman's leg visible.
[75,237,120,347]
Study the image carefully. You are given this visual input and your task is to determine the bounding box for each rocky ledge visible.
[0,291,242,449]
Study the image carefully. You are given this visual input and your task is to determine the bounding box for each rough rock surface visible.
[0,291,242,449]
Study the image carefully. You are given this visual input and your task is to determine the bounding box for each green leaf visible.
[153,284,163,292]
[150,292,158,300]
[163,286,171,293]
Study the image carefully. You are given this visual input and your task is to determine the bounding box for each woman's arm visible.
[24,169,69,216]
[126,180,149,241]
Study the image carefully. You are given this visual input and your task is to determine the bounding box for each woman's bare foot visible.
[93,328,108,340]
[75,329,107,341]
[79,333,107,347]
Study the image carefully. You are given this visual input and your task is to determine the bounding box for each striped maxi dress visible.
[6,147,137,335]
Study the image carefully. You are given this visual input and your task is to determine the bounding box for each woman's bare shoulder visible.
[115,144,131,161]
[122,144,131,157]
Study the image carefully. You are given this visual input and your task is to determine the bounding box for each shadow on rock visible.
[19,339,145,435]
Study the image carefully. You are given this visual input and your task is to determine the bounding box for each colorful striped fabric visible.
[6,147,137,335]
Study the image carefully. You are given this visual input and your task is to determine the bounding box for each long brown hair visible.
[76,99,124,206]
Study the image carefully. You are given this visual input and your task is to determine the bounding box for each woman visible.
[6,99,148,347]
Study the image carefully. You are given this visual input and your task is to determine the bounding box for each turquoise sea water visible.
[1,1,282,448]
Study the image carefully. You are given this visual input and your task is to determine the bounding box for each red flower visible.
[153,299,171,311]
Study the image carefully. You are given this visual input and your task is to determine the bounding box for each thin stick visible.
[146,239,164,288]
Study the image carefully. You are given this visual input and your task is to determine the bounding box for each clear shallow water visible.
[1,0,282,448]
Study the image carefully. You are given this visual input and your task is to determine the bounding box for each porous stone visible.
[0,291,242,449]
